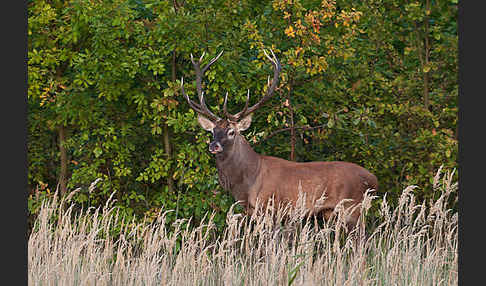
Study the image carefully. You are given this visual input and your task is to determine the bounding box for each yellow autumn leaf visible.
[295,47,303,56]
[285,25,295,38]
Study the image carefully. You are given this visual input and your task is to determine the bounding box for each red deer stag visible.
[181,50,378,230]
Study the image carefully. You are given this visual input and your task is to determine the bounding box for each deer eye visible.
[227,129,235,137]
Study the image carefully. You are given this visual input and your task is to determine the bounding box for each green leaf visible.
[93,147,103,158]
[327,117,334,128]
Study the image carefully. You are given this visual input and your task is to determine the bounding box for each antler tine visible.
[223,92,234,121]
[181,77,203,113]
[223,92,228,116]
[262,49,278,70]
[232,89,250,120]
[199,91,221,120]
[236,49,281,118]
[263,49,272,64]
[181,51,225,122]
[202,50,224,73]
[181,76,221,122]
[223,89,251,122]
[199,51,206,62]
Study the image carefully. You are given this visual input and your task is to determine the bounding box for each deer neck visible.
[215,134,261,201]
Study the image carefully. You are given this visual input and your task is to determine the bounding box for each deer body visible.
[214,131,378,228]
[181,49,378,230]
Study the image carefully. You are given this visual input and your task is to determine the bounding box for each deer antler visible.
[223,49,282,122]
[181,50,224,122]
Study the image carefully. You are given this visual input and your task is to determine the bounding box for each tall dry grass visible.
[28,167,458,285]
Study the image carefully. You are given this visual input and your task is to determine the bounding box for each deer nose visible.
[209,142,223,154]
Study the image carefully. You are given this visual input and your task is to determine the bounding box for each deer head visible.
[181,49,282,158]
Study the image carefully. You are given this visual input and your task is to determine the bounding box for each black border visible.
[6,0,28,284]
[458,1,480,285]
[457,0,463,282]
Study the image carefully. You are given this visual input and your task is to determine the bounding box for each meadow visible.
[28,168,457,285]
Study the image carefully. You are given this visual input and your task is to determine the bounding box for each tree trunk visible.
[163,123,174,193]
[414,1,431,112]
[423,0,431,110]
[58,125,68,195]
[423,4,430,110]
[423,69,429,110]
[162,50,178,194]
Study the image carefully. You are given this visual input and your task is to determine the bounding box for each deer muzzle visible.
[209,141,223,154]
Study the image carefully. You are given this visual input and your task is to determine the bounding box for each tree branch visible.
[254,124,327,146]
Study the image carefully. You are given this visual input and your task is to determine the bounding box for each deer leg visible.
[245,204,255,216]
[318,208,334,228]
[345,206,361,232]
[346,217,358,232]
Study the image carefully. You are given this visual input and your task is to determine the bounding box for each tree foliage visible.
[28,0,458,230]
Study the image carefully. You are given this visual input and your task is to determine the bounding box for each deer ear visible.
[197,115,215,131]
[236,114,252,131]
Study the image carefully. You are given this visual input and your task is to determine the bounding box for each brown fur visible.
[209,120,378,230]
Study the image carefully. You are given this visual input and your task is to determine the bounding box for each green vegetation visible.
[28,0,458,231]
